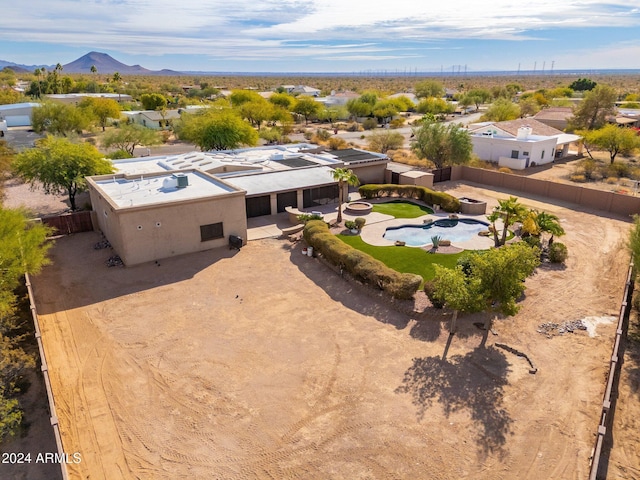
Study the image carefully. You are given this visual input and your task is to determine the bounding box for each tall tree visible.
[80,97,122,131]
[176,109,258,151]
[101,123,163,156]
[470,243,540,346]
[432,264,483,335]
[415,80,445,99]
[411,120,473,169]
[330,168,360,224]
[568,84,617,131]
[140,93,168,111]
[579,124,640,164]
[13,136,114,210]
[0,207,52,442]
[481,98,521,122]
[31,102,91,136]
[292,97,322,125]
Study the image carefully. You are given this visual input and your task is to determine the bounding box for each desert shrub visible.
[362,118,378,130]
[389,118,405,129]
[346,122,362,132]
[580,158,597,180]
[590,170,604,182]
[344,220,357,230]
[498,167,513,174]
[570,174,587,183]
[303,131,313,140]
[605,176,619,184]
[106,149,134,159]
[297,213,324,223]
[521,235,542,249]
[327,137,348,150]
[607,162,631,178]
[629,167,640,180]
[354,217,366,229]
[423,281,445,308]
[315,128,332,141]
[548,242,568,263]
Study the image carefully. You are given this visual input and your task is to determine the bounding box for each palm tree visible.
[330,168,360,224]
[535,211,565,246]
[112,72,122,102]
[491,196,528,247]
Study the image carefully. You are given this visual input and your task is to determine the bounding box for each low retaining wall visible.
[588,258,634,480]
[25,273,69,480]
[451,166,640,218]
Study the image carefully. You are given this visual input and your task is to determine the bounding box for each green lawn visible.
[337,234,463,282]
[371,200,433,218]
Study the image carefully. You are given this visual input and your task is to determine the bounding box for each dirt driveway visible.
[29,183,632,479]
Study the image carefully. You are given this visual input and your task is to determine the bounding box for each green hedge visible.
[303,220,422,299]
[358,184,460,212]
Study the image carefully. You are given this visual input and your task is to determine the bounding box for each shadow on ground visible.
[395,346,512,458]
[285,240,413,329]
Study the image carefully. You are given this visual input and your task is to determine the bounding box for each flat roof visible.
[222,166,336,196]
[113,145,344,176]
[91,170,240,209]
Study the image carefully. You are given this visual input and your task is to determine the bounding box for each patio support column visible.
[296,189,304,209]
[269,193,278,216]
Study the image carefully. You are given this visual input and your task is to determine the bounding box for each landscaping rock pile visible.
[537,320,588,337]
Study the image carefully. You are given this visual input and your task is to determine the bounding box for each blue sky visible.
[1,1,640,73]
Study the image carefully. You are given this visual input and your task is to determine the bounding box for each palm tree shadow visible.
[395,347,512,458]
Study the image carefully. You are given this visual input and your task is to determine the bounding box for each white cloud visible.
[1,0,639,68]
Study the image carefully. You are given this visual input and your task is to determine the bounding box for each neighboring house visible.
[608,109,640,128]
[0,102,40,127]
[317,90,360,106]
[87,144,389,265]
[533,107,574,131]
[288,85,321,97]
[469,118,580,170]
[45,93,133,105]
[121,110,182,130]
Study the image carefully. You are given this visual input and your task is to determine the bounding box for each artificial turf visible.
[371,200,434,218]
[337,233,463,282]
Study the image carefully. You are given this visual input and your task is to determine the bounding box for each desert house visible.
[0,102,41,127]
[87,144,389,265]
[468,118,580,170]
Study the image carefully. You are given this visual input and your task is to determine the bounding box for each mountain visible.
[0,52,182,76]
[63,52,154,74]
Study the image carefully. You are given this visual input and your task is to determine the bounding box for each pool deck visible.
[359,212,497,250]
[247,198,503,251]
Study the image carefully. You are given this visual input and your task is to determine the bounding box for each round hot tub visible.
[344,201,373,215]
[458,197,487,215]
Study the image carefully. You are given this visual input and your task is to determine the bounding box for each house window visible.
[511,150,519,159]
[541,150,545,159]
[523,151,529,156]
[200,222,224,242]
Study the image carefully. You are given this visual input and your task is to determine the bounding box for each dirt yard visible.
[19,183,632,480]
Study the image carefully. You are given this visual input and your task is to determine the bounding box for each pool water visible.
[383,218,489,246]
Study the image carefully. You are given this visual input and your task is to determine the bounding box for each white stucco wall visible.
[471,135,557,167]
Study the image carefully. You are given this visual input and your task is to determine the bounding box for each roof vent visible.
[173,173,189,188]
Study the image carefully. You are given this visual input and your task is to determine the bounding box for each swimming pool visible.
[383,218,489,246]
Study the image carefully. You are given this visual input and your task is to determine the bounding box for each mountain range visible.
[0,51,181,75]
